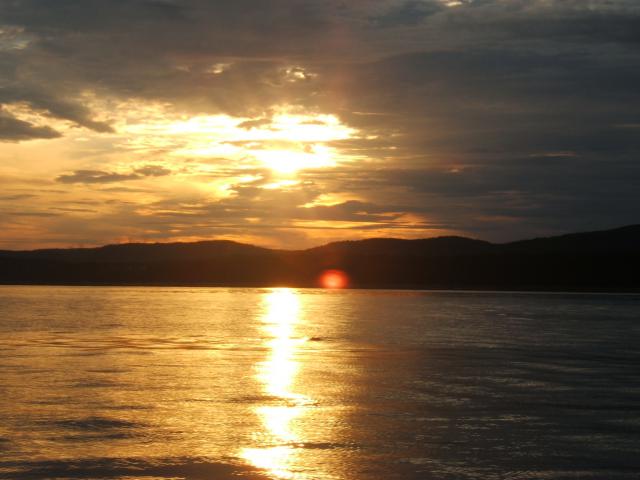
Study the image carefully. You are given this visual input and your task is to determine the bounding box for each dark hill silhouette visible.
[5,240,272,263]
[503,224,640,254]
[1,225,639,290]
[306,236,494,256]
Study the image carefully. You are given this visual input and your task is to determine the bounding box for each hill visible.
[1,225,639,290]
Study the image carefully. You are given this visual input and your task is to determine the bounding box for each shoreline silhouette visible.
[1,224,638,291]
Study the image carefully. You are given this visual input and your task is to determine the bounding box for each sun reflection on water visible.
[241,288,311,479]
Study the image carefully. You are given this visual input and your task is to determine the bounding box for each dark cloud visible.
[0,194,38,201]
[134,165,172,177]
[6,210,59,217]
[0,113,61,141]
[370,1,443,28]
[297,200,405,223]
[56,165,172,184]
[56,170,141,184]
[0,87,114,133]
[311,159,640,241]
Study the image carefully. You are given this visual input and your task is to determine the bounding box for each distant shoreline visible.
[1,282,639,295]
[2,224,639,291]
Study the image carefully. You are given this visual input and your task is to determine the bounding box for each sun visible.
[247,113,354,175]
[252,144,333,174]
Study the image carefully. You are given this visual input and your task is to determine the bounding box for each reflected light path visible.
[241,289,313,479]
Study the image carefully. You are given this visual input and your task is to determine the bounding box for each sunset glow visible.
[98,106,355,182]
[1,0,637,250]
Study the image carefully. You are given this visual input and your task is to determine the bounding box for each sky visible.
[1,0,639,249]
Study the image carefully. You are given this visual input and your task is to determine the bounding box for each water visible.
[0,286,639,480]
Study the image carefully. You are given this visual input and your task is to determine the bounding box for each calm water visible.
[0,286,639,480]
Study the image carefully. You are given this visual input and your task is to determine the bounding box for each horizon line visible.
[1,223,637,253]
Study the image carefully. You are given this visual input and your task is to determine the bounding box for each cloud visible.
[370,1,443,27]
[297,200,404,223]
[134,165,172,177]
[0,113,61,141]
[56,165,172,184]
[237,118,272,130]
[56,170,141,184]
[0,194,38,200]
[0,87,114,133]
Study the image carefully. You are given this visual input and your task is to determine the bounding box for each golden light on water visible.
[260,290,305,400]
[241,289,311,479]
